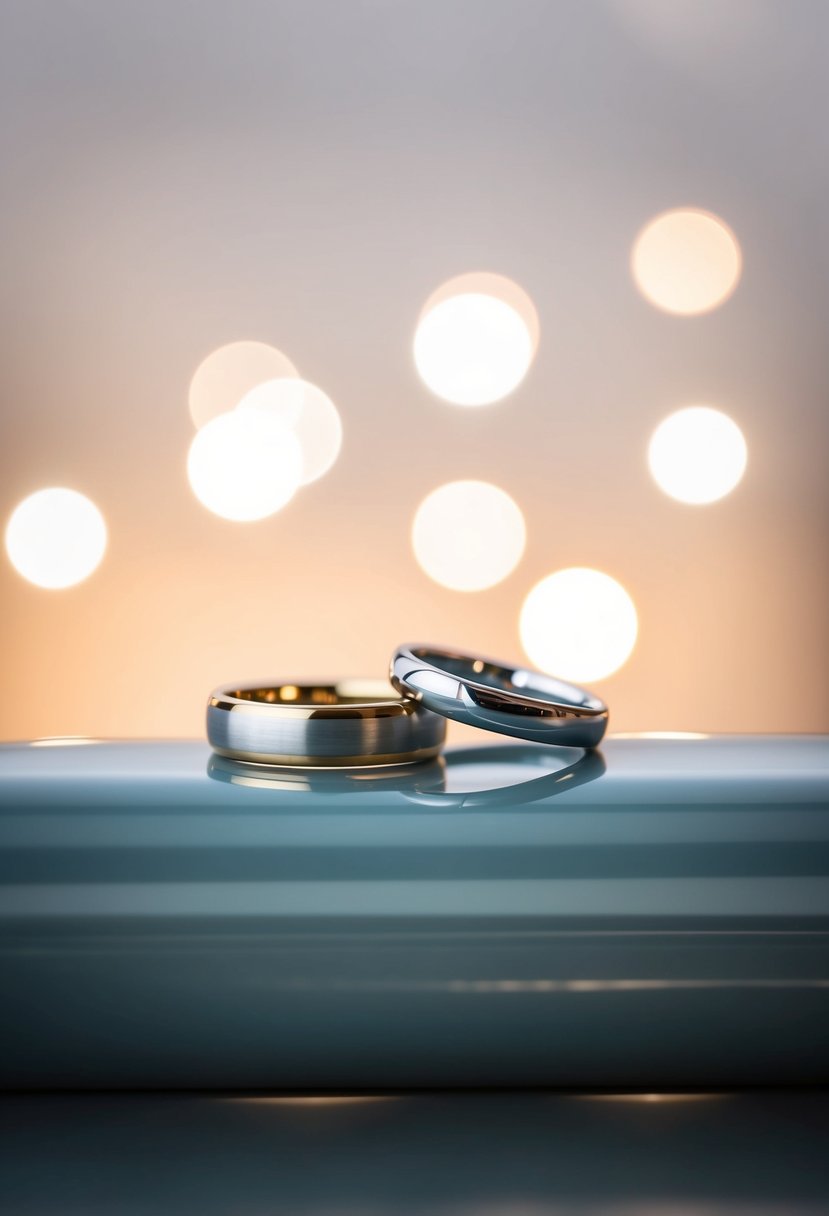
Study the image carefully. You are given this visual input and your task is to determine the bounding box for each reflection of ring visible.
[207,751,447,792]
[402,744,606,809]
[391,645,608,749]
[206,744,604,810]
[207,679,446,768]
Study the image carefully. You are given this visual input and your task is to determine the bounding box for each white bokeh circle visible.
[414,273,538,406]
[187,409,303,521]
[648,406,747,504]
[631,208,741,316]
[519,567,638,683]
[5,488,107,589]
[412,480,526,591]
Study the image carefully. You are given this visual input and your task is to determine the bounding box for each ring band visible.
[206,678,446,768]
[390,644,608,749]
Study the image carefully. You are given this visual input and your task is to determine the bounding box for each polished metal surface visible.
[391,643,609,747]
[1,735,828,1089]
[207,678,446,766]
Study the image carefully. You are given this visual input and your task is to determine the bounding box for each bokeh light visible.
[187,409,302,521]
[412,480,526,591]
[189,341,298,429]
[519,567,638,682]
[237,378,343,485]
[648,406,747,504]
[5,488,107,589]
[631,208,742,315]
[414,273,538,406]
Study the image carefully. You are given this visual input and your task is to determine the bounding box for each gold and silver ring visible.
[206,679,446,769]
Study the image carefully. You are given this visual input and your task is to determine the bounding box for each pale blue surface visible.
[0,736,827,1088]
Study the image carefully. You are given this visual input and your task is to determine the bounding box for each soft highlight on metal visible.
[207,679,446,767]
[390,644,608,748]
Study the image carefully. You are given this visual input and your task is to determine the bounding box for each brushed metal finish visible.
[391,644,609,748]
[207,679,446,767]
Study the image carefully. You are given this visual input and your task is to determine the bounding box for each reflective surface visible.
[208,743,607,806]
[0,735,828,1088]
[391,644,609,747]
[1,1090,828,1215]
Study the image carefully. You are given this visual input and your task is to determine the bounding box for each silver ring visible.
[207,678,446,768]
[390,644,608,749]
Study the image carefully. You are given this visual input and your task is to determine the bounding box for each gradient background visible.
[2,0,828,741]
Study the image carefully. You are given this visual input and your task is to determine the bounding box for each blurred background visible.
[1,0,828,741]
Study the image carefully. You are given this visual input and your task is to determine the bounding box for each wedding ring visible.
[390,644,608,749]
[207,678,446,768]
